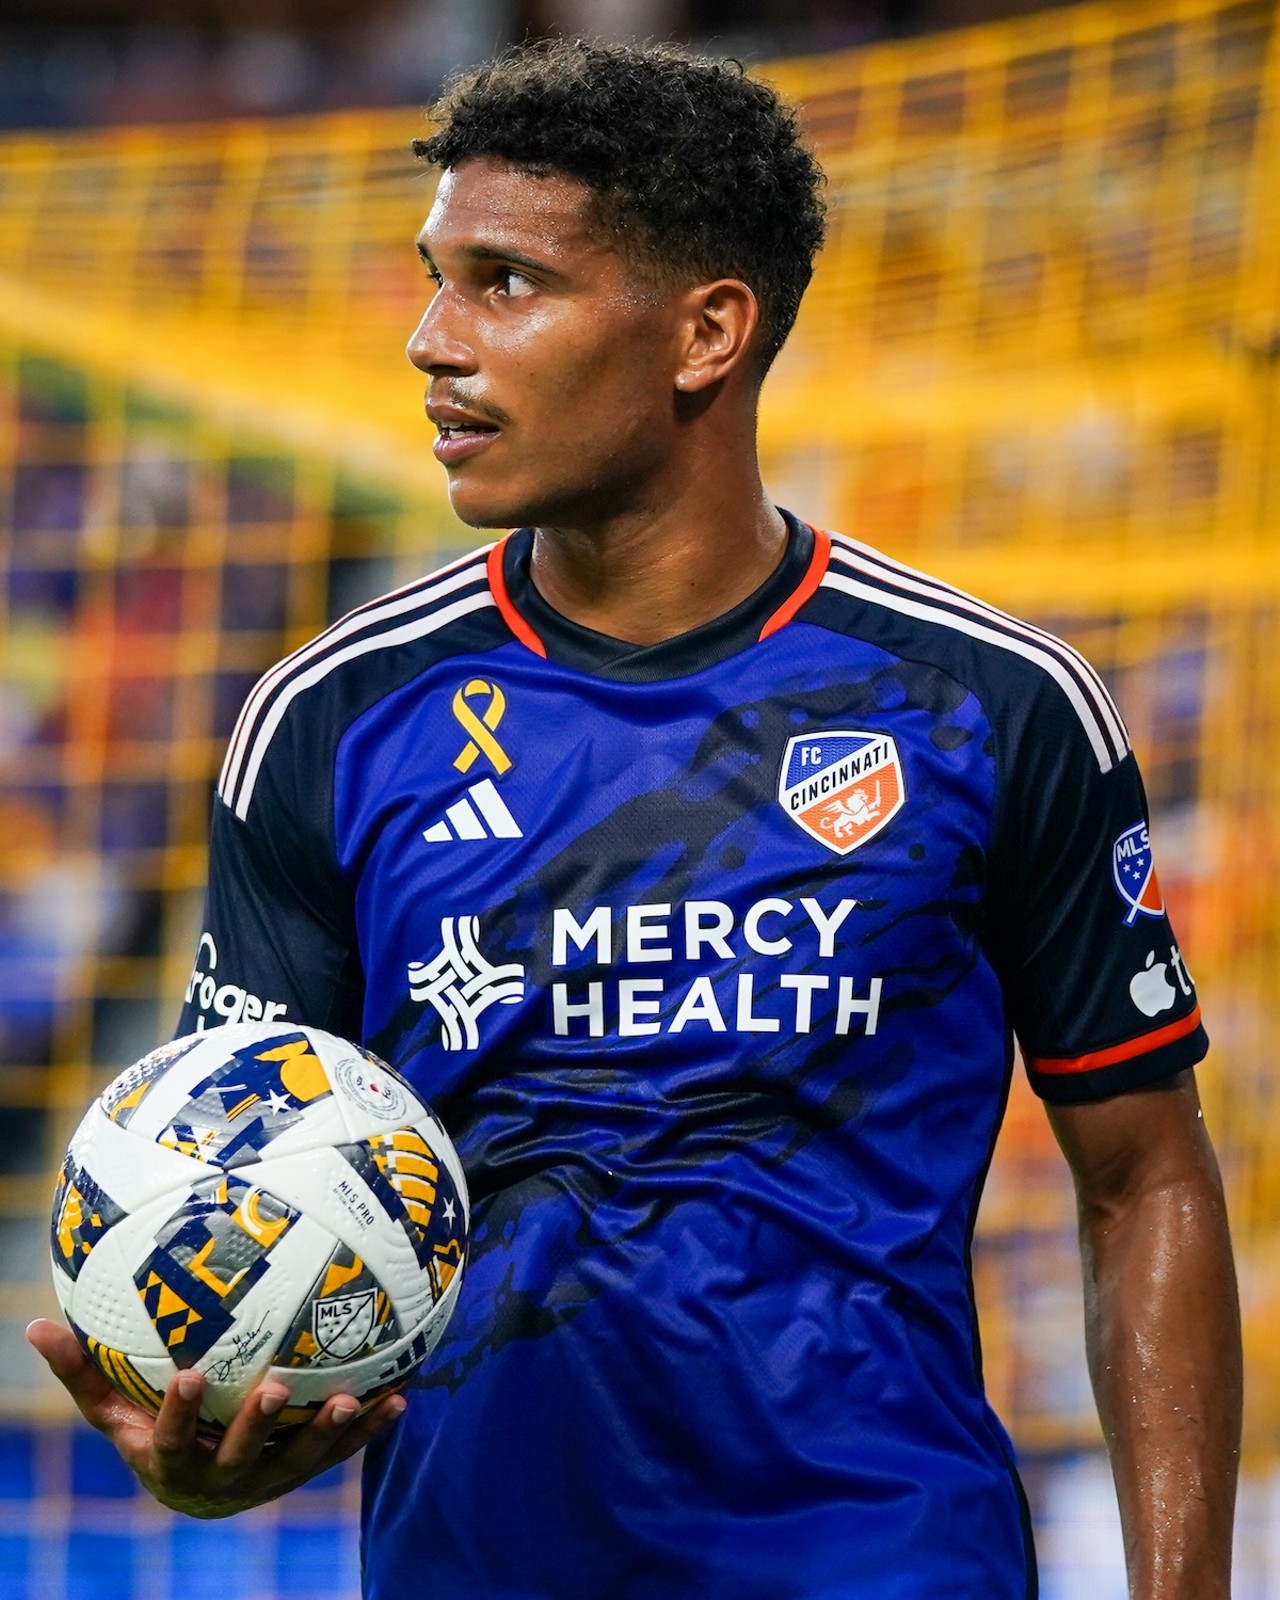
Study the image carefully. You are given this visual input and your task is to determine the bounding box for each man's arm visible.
[1047,1067,1241,1600]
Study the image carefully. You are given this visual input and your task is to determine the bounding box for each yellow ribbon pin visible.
[452,679,512,774]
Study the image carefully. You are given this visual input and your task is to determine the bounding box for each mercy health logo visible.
[407,900,885,1048]
[1112,822,1164,926]
[185,932,289,1031]
[408,916,525,1051]
[549,899,882,1041]
[779,732,905,856]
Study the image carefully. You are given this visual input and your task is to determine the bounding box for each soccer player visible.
[31,39,1240,1600]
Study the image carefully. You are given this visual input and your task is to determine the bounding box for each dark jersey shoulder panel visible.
[177,545,510,1041]
[799,531,1207,1104]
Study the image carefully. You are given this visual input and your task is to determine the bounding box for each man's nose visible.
[406,292,476,376]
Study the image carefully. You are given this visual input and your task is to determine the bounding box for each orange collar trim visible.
[486,522,832,659]
[487,537,548,658]
[757,525,831,640]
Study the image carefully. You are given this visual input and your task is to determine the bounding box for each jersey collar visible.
[486,511,831,682]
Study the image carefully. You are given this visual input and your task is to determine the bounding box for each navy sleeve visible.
[176,711,363,1040]
[987,678,1207,1105]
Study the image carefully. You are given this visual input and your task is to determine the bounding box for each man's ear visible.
[672,279,761,393]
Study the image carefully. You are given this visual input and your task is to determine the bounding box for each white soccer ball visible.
[48,1022,468,1430]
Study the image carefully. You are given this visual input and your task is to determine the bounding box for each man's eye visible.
[424,266,443,288]
[497,268,536,298]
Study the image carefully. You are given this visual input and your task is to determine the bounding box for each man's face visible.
[408,158,687,529]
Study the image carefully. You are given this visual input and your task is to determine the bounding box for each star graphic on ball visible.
[262,1089,294,1116]
[442,1197,457,1226]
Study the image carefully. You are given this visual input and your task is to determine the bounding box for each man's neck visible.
[526,478,788,647]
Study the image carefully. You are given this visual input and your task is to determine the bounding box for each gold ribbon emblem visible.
[452,679,512,774]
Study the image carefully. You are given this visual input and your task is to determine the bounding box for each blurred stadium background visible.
[1,0,1277,1594]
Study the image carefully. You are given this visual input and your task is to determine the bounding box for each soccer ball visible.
[48,1022,468,1430]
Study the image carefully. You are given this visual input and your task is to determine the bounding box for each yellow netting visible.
[0,0,1276,1466]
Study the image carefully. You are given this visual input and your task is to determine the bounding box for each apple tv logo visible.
[1129,944,1194,1017]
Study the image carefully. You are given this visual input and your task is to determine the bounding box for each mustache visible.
[427,386,513,428]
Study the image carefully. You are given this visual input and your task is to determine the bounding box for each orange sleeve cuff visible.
[1029,1004,1203,1076]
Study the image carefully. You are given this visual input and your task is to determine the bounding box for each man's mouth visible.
[427,400,504,465]
[437,422,498,440]
[432,419,500,465]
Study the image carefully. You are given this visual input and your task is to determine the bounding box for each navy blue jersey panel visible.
[989,728,1206,1101]
[175,792,363,1040]
[180,523,1205,1597]
[177,550,508,1040]
[802,541,1205,1102]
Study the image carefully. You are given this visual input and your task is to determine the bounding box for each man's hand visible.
[27,1317,406,1519]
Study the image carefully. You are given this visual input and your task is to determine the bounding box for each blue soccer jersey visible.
[181,515,1206,1599]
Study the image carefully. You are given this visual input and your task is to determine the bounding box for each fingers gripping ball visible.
[49,1023,468,1430]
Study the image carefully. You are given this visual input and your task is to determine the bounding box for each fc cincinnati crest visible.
[1112,821,1164,926]
[778,731,906,856]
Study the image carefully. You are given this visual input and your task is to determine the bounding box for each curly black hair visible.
[414,39,826,375]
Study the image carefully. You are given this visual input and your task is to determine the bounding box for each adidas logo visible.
[423,779,523,843]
